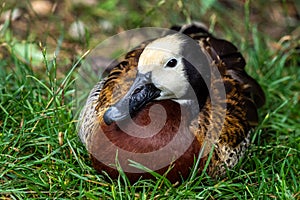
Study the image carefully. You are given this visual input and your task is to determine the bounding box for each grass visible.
[0,0,299,199]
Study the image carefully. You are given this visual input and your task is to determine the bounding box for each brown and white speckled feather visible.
[79,46,146,145]
[188,27,264,175]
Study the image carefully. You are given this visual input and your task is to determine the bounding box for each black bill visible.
[103,72,161,125]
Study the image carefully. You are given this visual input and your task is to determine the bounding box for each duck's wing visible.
[94,46,147,111]
[202,34,265,108]
[78,44,147,145]
[175,23,266,176]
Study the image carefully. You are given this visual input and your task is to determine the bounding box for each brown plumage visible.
[78,23,265,183]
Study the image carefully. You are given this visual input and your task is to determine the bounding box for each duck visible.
[78,23,265,183]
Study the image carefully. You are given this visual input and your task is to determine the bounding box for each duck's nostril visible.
[132,86,144,95]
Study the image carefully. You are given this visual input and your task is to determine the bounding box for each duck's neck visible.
[173,98,204,121]
[181,58,210,114]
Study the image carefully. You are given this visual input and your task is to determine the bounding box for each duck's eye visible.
[165,58,177,68]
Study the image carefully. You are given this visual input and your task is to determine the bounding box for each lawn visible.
[0,0,299,199]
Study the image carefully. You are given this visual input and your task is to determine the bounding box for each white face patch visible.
[137,34,190,99]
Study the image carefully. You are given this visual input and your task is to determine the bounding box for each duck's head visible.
[103,33,211,125]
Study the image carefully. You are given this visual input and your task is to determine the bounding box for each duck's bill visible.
[103,72,161,125]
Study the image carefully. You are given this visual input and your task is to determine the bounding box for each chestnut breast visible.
[89,100,205,183]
